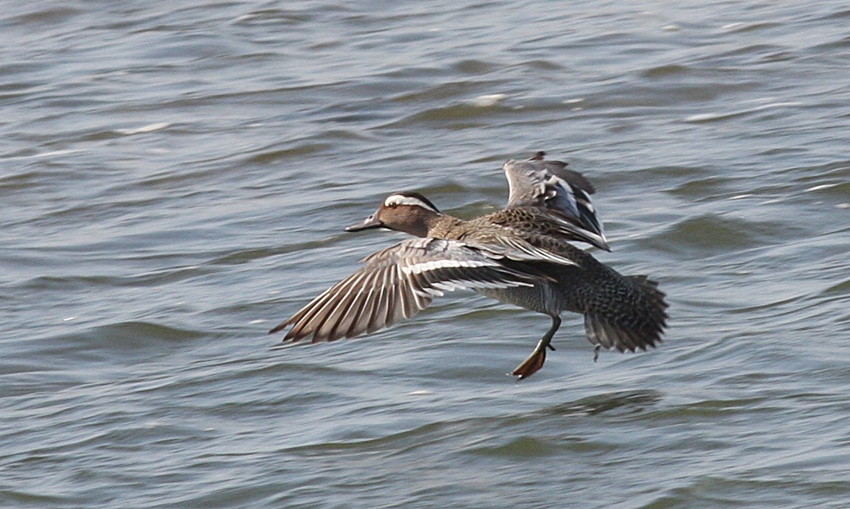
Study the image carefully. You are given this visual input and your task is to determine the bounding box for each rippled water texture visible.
[2,1,850,507]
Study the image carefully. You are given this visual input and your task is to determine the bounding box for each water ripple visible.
[3,1,850,508]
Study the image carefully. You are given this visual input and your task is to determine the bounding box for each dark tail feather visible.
[269,321,288,335]
[584,275,668,354]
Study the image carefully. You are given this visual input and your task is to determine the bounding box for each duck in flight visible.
[270,152,667,379]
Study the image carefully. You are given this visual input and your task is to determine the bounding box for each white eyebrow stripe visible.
[384,195,436,210]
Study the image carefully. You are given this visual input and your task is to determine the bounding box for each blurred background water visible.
[2,1,850,507]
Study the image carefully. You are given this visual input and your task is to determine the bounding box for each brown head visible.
[345,192,442,238]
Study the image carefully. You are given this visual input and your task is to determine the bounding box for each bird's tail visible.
[583,275,668,354]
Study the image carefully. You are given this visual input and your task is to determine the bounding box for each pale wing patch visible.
[403,257,532,296]
[401,259,493,275]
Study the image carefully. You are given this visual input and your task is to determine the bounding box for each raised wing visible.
[270,238,536,343]
[503,152,609,251]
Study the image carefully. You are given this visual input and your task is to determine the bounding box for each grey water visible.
[2,1,850,507]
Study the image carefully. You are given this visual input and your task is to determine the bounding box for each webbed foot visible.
[510,315,561,381]
[510,345,547,380]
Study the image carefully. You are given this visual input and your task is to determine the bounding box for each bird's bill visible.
[345,211,383,232]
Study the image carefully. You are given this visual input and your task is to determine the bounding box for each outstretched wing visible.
[270,238,536,343]
[503,153,609,251]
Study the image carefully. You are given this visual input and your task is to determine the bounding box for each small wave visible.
[42,321,204,366]
[685,101,803,123]
[660,215,784,255]
[464,94,507,107]
[115,122,171,135]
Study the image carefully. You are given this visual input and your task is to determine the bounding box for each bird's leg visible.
[593,345,600,362]
[511,315,561,380]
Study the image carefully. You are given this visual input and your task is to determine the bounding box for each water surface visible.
[2,1,850,507]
